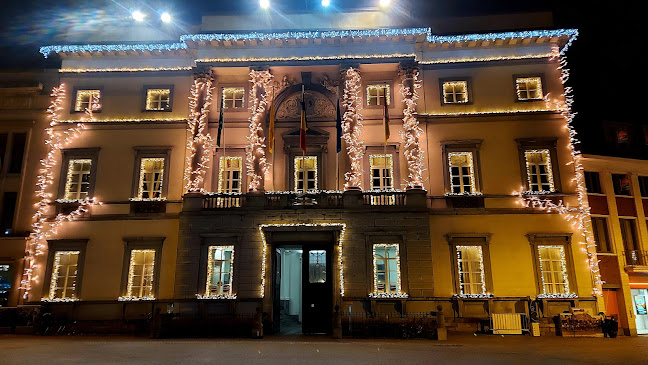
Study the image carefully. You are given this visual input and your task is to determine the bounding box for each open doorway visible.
[276,247,303,335]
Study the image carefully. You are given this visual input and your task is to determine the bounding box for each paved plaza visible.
[1,334,647,364]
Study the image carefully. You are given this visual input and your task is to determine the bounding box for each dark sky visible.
[0,0,641,154]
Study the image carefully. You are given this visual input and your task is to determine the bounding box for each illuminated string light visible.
[442,81,468,104]
[399,68,426,189]
[120,249,156,301]
[369,243,407,298]
[523,149,555,193]
[294,156,318,192]
[420,51,558,65]
[59,117,184,123]
[199,245,236,300]
[181,28,430,43]
[536,245,572,297]
[258,223,346,297]
[366,84,390,106]
[456,245,487,296]
[341,67,364,189]
[447,152,477,194]
[419,108,566,117]
[74,90,101,112]
[184,76,215,193]
[45,250,80,301]
[59,66,192,73]
[40,42,188,58]
[20,84,102,300]
[145,89,171,111]
[246,70,273,192]
[516,77,544,101]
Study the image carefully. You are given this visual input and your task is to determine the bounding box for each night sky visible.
[0,0,641,156]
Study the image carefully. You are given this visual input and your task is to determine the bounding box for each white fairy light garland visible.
[246,70,273,192]
[20,84,102,300]
[184,77,215,193]
[341,67,364,189]
[399,69,426,188]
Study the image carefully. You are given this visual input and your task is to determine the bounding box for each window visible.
[366,84,390,106]
[309,250,326,284]
[145,88,171,111]
[620,218,640,260]
[616,129,629,144]
[638,176,648,197]
[0,264,10,307]
[612,174,632,196]
[516,77,543,101]
[1,192,17,235]
[371,244,403,296]
[222,87,245,109]
[125,249,156,299]
[442,81,468,104]
[370,154,393,190]
[218,157,242,193]
[456,246,486,295]
[585,171,602,194]
[524,150,555,192]
[537,245,570,295]
[74,89,101,112]
[137,158,164,199]
[294,156,317,192]
[0,132,27,175]
[448,152,476,194]
[205,246,234,297]
[64,159,92,200]
[47,251,79,300]
[592,217,612,253]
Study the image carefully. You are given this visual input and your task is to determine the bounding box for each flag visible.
[336,98,342,153]
[268,101,275,153]
[216,99,224,147]
[300,86,307,153]
[383,93,390,145]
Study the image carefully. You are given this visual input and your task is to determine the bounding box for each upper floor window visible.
[294,156,317,192]
[524,149,555,193]
[616,128,629,144]
[612,173,632,196]
[48,251,79,300]
[366,84,390,106]
[137,158,165,199]
[592,216,612,253]
[145,88,171,111]
[64,159,92,200]
[584,171,602,194]
[205,245,235,297]
[222,87,245,109]
[448,152,476,194]
[218,156,242,193]
[638,176,648,197]
[516,77,543,101]
[442,81,469,104]
[371,243,404,297]
[74,89,101,112]
[369,154,393,190]
[0,132,27,175]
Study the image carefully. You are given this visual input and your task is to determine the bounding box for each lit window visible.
[74,90,101,112]
[125,249,156,299]
[448,152,476,194]
[64,159,92,200]
[456,246,486,295]
[372,244,403,295]
[309,250,326,283]
[442,81,468,104]
[145,89,171,111]
[524,150,555,192]
[48,251,80,300]
[367,84,390,106]
[537,245,570,295]
[222,87,245,109]
[137,158,164,199]
[205,246,234,296]
[370,155,393,190]
[294,156,317,192]
[516,77,543,101]
[218,157,242,193]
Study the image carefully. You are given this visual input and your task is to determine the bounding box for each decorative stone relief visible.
[275,90,335,120]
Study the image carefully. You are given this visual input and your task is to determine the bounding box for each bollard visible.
[436,305,447,341]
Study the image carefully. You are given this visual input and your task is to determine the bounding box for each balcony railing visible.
[362,191,406,206]
[264,191,343,209]
[624,250,648,266]
[203,194,243,209]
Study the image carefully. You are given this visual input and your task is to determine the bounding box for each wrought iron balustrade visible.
[362,190,406,206]
[624,250,648,266]
[203,194,243,209]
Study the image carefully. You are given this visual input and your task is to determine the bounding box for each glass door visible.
[302,245,332,334]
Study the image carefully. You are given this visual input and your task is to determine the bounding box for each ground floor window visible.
[205,245,234,297]
[371,244,406,298]
[537,245,570,295]
[48,251,80,300]
[631,288,648,335]
[456,246,486,295]
[125,249,156,299]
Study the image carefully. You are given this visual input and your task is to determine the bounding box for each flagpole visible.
[271,85,275,192]
[302,85,305,192]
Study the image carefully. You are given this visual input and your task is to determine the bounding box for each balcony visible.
[189,189,424,212]
[623,250,648,272]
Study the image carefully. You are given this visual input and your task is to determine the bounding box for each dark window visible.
[8,133,26,173]
[620,219,639,252]
[616,129,629,144]
[638,176,648,197]
[592,217,612,253]
[584,171,602,194]
[1,192,18,235]
[0,133,7,171]
[612,174,632,196]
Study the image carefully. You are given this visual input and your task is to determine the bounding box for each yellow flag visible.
[268,102,275,153]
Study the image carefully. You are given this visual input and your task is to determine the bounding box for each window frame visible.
[71,87,103,113]
[612,173,633,196]
[198,234,241,299]
[294,155,318,192]
[365,233,408,298]
[119,238,164,300]
[131,147,171,200]
[218,156,244,194]
[591,215,614,254]
[516,138,561,193]
[363,145,401,191]
[439,78,472,105]
[42,239,88,301]
[220,86,247,110]
[445,234,493,297]
[214,148,246,194]
[143,85,174,112]
[584,171,603,195]
[527,234,577,297]
[441,140,483,195]
[57,148,100,201]
[0,132,28,176]
[638,176,648,198]
[513,74,546,102]
[364,82,393,109]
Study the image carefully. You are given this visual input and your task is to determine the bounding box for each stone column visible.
[184,69,214,193]
[340,65,364,190]
[247,67,273,193]
[399,62,426,190]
